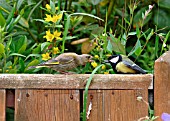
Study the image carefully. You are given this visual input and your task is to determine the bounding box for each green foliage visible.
[0,0,168,75]
[1,0,170,121]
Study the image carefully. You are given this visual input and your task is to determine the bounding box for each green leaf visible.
[87,0,102,5]
[25,59,40,72]
[83,64,104,121]
[16,0,24,10]
[161,31,170,54]
[136,25,140,39]
[146,29,154,40]
[5,37,12,53]
[19,17,29,28]
[16,36,27,54]
[62,13,70,52]
[25,54,41,61]
[9,53,26,58]
[154,35,159,58]
[133,7,152,27]
[128,32,136,36]
[19,57,25,72]
[0,43,5,54]
[41,42,51,51]
[128,39,142,56]
[108,34,126,54]
[153,9,170,28]
[70,13,104,22]
[50,0,56,14]
[6,3,16,25]
[121,33,126,46]
[159,0,170,10]
[32,44,41,54]
[0,10,6,27]
[18,44,27,54]
[27,59,40,67]
[107,40,113,53]
[27,0,43,22]
[65,36,77,40]
[124,18,130,26]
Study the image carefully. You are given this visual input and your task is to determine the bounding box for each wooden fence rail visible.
[0,50,170,121]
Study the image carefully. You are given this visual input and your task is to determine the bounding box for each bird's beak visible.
[88,56,93,62]
[103,60,109,63]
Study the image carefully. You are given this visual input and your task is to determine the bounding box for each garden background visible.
[0,0,170,121]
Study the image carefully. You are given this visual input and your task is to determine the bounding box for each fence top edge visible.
[0,74,153,89]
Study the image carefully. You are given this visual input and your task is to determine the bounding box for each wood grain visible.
[0,74,152,89]
[15,89,80,121]
[86,89,148,121]
[154,51,170,121]
[0,90,6,121]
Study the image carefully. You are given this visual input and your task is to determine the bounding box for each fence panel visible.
[86,89,148,121]
[15,89,80,121]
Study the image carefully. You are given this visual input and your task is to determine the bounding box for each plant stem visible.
[26,28,38,43]
[83,64,103,121]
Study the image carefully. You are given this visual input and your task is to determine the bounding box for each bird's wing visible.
[122,60,146,74]
[55,55,75,65]
[37,59,60,66]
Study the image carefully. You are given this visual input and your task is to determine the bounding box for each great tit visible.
[106,54,146,74]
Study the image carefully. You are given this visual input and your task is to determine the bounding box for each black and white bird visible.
[106,54,146,74]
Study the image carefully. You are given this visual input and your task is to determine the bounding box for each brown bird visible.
[29,52,93,73]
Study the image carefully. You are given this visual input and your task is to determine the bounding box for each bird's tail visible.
[27,65,48,70]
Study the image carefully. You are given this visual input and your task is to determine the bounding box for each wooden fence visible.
[0,51,170,121]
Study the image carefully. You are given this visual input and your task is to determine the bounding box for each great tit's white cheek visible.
[109,56,119,63]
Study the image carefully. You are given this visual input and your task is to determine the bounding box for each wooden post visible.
[154,51,170,120]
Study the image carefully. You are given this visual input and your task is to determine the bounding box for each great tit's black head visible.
[108,54,122,65]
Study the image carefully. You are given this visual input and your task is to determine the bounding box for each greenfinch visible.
[29,52,92,73]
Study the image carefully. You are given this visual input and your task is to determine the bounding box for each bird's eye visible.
[86,55,92,59]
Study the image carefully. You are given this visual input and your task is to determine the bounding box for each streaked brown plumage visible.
[29,53,92,73]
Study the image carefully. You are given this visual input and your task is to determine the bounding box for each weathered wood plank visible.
[0,90,6,121]
[154,51,170,120]
[0,74,152,89]
[86,89,148,121]
[15,89,80,121]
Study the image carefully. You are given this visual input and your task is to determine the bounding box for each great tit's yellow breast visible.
[116,62,136,73]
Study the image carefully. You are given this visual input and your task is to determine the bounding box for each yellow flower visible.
[42,53,51,61]
[53,30,62,40]
[44,14,52,22]
[46,4,51,10]
[55,7,59,10]
[104,71,109,74]
[94,55,99,59]
[101,65,106,70]
[53,47,60,54]
[91,61,98,68]
[8,66,12,69]
[96,46,101,51]
[5,70,9,73]
[51,14,62,23]
[43,30,54,42]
